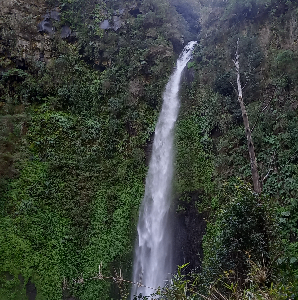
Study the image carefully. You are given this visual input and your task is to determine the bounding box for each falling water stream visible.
[131,41,197,299]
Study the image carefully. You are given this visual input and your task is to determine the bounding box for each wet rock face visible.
[99,4,142,32]
[183,64,196,85]
[144,132,154,166]
[37,9,65,36]
[61,25,72,39]
[170,37,185,55]
[100,16,123,31]
[0,0,75,64]
[37,15,54,34]
[26,280,37,300]
[113,16,122,30]
[175,193,207,272]
[0,0,58,62]
[16,275,37,300]
[100,19,110,30]
[129,7,142,17]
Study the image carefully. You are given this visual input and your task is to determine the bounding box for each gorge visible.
[0,0,298,299]
[131,41,197,298]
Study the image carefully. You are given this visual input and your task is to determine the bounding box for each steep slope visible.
[172,0,298,298]
[0,0,199,299]
[2,0,298,299]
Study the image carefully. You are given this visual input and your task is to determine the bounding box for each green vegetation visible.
[164,0,298,298]
[1,0,298,299]
[175,113,214,196]
[0,0,185,298]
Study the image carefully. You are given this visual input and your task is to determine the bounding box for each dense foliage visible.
[1,0,298,299]
[169,0,298,298]
[0,0,186,299]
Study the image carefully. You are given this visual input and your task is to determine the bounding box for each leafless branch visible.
[213,288,229,300]
[243,80,249,90]
[262,168,273,183]
[211,293,222,300]
[69,264,156,295]
[197,293,210,300]
[233,37,261,194]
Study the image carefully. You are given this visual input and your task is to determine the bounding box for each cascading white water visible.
[131,41,197,299]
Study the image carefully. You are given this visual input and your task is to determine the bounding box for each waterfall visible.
[131,41,197,299]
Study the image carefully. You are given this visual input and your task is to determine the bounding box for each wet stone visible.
[129,7,142,17]
[61,25,71,38]
[37,10,60,35]
[100,19,110,30]
[113,16,122,30]
[37,16,54,34]
[26,280,37,300]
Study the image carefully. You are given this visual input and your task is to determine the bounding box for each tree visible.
[233,39,262,194]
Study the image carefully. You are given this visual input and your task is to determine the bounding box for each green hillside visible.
[0,0,297,299]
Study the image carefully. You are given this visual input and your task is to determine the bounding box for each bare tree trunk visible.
[233,40,262,194]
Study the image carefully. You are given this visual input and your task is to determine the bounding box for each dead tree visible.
[233,39,262,194]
